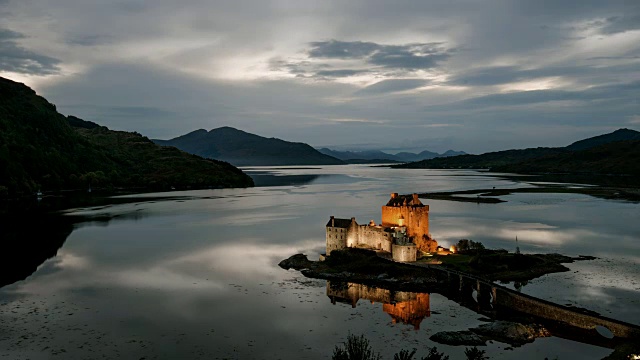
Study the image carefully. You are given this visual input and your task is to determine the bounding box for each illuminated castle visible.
[326,193,437,262]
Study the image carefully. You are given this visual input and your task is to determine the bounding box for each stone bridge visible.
[425,265,640,347]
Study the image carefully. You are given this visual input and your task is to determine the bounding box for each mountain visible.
[0,76,253,197]
[441,150,466,157]
[317,148,402,162]
[393,128,640,176]
[394,147,564,169]
[317,148,466,163]
[565,128,640,151]
[394,150,440,162]
[155,127,344,166]
[493,140,640,175]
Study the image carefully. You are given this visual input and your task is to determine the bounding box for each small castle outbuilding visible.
[326,193,437,262]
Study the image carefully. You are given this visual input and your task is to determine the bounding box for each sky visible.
[1,0,639,154]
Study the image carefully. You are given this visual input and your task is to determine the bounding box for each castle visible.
[325,193,437,262]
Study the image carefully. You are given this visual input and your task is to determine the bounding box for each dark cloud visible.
[308,40,380,59]
[307,40,451,70]
[600,15,640,34]
[278,39,452,79]
[314,69,370,78]
[368,44,451,70]
[0,28,61,75]
[355,79,429,95]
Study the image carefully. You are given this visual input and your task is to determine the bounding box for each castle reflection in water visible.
[327,281,431,330]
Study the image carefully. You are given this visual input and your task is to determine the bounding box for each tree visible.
[394,349,417,360]
[456,239,485,253]
[464,347,489,360]
[332,334,382,360]
[422,347,449,360]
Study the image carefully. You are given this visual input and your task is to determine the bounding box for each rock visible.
[278,254,313,270]
[430,331,487,346]
[470,321,550,346]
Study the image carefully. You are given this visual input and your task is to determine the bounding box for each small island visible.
[296,192,593,284]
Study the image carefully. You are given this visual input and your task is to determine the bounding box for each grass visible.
[418,250,581,282]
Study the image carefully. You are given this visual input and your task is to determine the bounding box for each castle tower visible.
[381,193,437,253]
[325,216,351,255]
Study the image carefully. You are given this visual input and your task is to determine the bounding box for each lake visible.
[1,165,638,359]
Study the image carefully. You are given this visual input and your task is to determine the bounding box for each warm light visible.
[398,215,404,227]
[449,245,457,254]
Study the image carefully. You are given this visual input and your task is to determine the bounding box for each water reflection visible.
[327,279,639,352]
[0,165,638,359]
[327,281,431,330]
[0,215,72,288]
[0,209,149,289]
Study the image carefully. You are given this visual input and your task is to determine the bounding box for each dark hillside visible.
[0,76,253,197]
[393,148,564,169]
[393,128,639,175]
[566,128,640,151]
[494,140,640,175]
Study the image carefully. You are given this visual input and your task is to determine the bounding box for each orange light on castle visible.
[398,215,404,227]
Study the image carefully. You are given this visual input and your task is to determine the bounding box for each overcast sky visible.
[1,0,639,153]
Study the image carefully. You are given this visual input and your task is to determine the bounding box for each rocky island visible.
[279,192,640,354]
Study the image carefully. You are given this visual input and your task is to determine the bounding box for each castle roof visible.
[386,193,424,207]
[326,217,353,228]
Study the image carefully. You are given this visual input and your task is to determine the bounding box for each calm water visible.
[1,165,639,359]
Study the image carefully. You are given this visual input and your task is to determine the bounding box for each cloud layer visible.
[0,0,639,153]
[0,28,60,75]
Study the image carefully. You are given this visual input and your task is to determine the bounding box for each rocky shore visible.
[278,251,446,293]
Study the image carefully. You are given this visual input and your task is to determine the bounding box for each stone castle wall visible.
[327,219,392,254]
[392,244,417,262]
[326,225,347,255]
[355,225,393,252]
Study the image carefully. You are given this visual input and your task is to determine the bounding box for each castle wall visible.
[355,225,393,252]
[392,244,417,262]
[347,220,359,248]
[326,226,347,255]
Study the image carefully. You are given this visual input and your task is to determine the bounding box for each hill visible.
[393,128,640,175]
[317,148,466,163]
[0,77,253,197]
[565,128,640,151]
[154,127,344,166]
[394,147,564,169]
[493,140,640,175]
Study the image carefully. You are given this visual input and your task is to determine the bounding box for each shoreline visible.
[418,185,640,203]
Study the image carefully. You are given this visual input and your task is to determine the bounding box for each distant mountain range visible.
[0,76,253,197]
[317,148,466,163]
[393,128,640,176]
[154,127,344,166]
